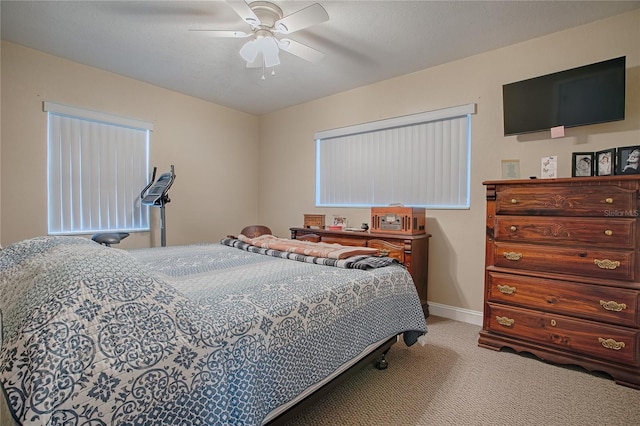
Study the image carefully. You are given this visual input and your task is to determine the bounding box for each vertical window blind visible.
[45,102,152,235]
[315,104,475,209]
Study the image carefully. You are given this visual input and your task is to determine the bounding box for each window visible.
[45,102,152,235]
[315,104,475,209]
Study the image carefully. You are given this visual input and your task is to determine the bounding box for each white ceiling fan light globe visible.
[239,39,260,63]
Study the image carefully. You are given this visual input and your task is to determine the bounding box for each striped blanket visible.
[237,234,380,259]
[221,237,400,269]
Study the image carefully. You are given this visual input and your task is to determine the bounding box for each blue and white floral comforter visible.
[0,236,427,425]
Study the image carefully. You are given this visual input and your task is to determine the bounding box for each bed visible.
[0,234,427,425]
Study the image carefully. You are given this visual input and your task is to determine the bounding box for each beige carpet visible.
[283,316,640,426]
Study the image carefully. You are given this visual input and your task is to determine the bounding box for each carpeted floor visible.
[282,316,640,426]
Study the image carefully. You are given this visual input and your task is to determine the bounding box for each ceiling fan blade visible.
[278,38,324,63]
[188,29,250,38]
[228,1,261,27]
[274,3,328,34]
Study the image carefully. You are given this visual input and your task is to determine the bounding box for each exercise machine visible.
[141,165,176,247]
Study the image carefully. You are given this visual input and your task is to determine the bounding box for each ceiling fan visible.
[190,1,329,72]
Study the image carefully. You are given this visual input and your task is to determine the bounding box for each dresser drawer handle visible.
[600,300,627,312]
[497,284,516,295]
[605,198,614,204]
[604,229,613,236]
[598,337,625,351]
[503,251,522,261]
[509,225,517,232]
[510,198,518,204]
[496,316,515,327]
[594,259,620,270]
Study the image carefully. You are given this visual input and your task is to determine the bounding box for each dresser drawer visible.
[320,236,362,246]
[494,242,635,281]
[487,303,640,366]
[495,185,637,216]
[494,216,636,248]
[366,239,406,263]
[487,271,640,327]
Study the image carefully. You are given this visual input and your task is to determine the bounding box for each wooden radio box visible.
[370,207,426,235]
[303,214,325,229]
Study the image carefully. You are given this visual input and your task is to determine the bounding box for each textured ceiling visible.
[2,1,639,115]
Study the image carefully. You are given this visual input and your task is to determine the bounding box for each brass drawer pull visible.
[600,300,627,312]
[497,284,516,295]
[598,337,625,351]
[510,198,518,204]
[550,319,557,326]
[604,229,613,236]
[509,225,517,232]
[594,259,620,270]
[605,198,613,204]
[503,251,522,261]
[496,316,515,327]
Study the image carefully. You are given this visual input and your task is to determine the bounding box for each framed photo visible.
[616,145,640,175]
[333,216,347,227]
[595,148,615,176]
[540,156,557,179]
[571,152,594,177]
[501,160,520,179]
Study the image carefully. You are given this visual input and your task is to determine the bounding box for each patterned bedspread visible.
[0,236,427,425]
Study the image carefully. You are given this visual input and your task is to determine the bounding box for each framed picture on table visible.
[571,152,593,177]
[595,149,615,176]
[616,146,640,175]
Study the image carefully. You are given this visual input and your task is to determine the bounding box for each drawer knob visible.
[598,337,625,351]
[605,197,614,204]
[604,229,613,236]
[600,300,627,312]
[496,316,515,327]
[594,259,620,270]
[550,319,557,327]
[503,251,522,261]
[497,284,516,295]
[509,225,517,232]
[511,198,518,204]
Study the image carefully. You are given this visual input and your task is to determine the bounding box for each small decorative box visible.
[303,214,325,229]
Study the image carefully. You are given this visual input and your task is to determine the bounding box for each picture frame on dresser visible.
[595,148,615,176]
[571,152,594,177]
[616,145,640,175]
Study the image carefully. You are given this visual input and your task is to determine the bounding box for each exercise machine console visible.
[141,165,176,247]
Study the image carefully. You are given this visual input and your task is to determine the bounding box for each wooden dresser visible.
[480,176,640,388]
[290,227,430,317]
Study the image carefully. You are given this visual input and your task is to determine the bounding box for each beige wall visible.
[258,10,640,313]
[1,41,260,248]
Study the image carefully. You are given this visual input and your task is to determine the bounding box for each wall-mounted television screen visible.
[503,56,625,136]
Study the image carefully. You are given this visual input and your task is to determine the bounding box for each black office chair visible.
[91,232,130,247]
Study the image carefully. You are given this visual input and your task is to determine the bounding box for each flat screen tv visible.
[503,56,625,136]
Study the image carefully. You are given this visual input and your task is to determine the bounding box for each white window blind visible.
[315,104,475,209]
[45,102,152,234]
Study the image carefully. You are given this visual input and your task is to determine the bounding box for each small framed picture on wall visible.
[617,146,640,175]
[571,152,594,177]
[595,148,615,176]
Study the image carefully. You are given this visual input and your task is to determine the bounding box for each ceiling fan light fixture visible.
[239,39,260,63]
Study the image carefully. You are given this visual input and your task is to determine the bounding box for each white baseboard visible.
[427,302,483,326]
